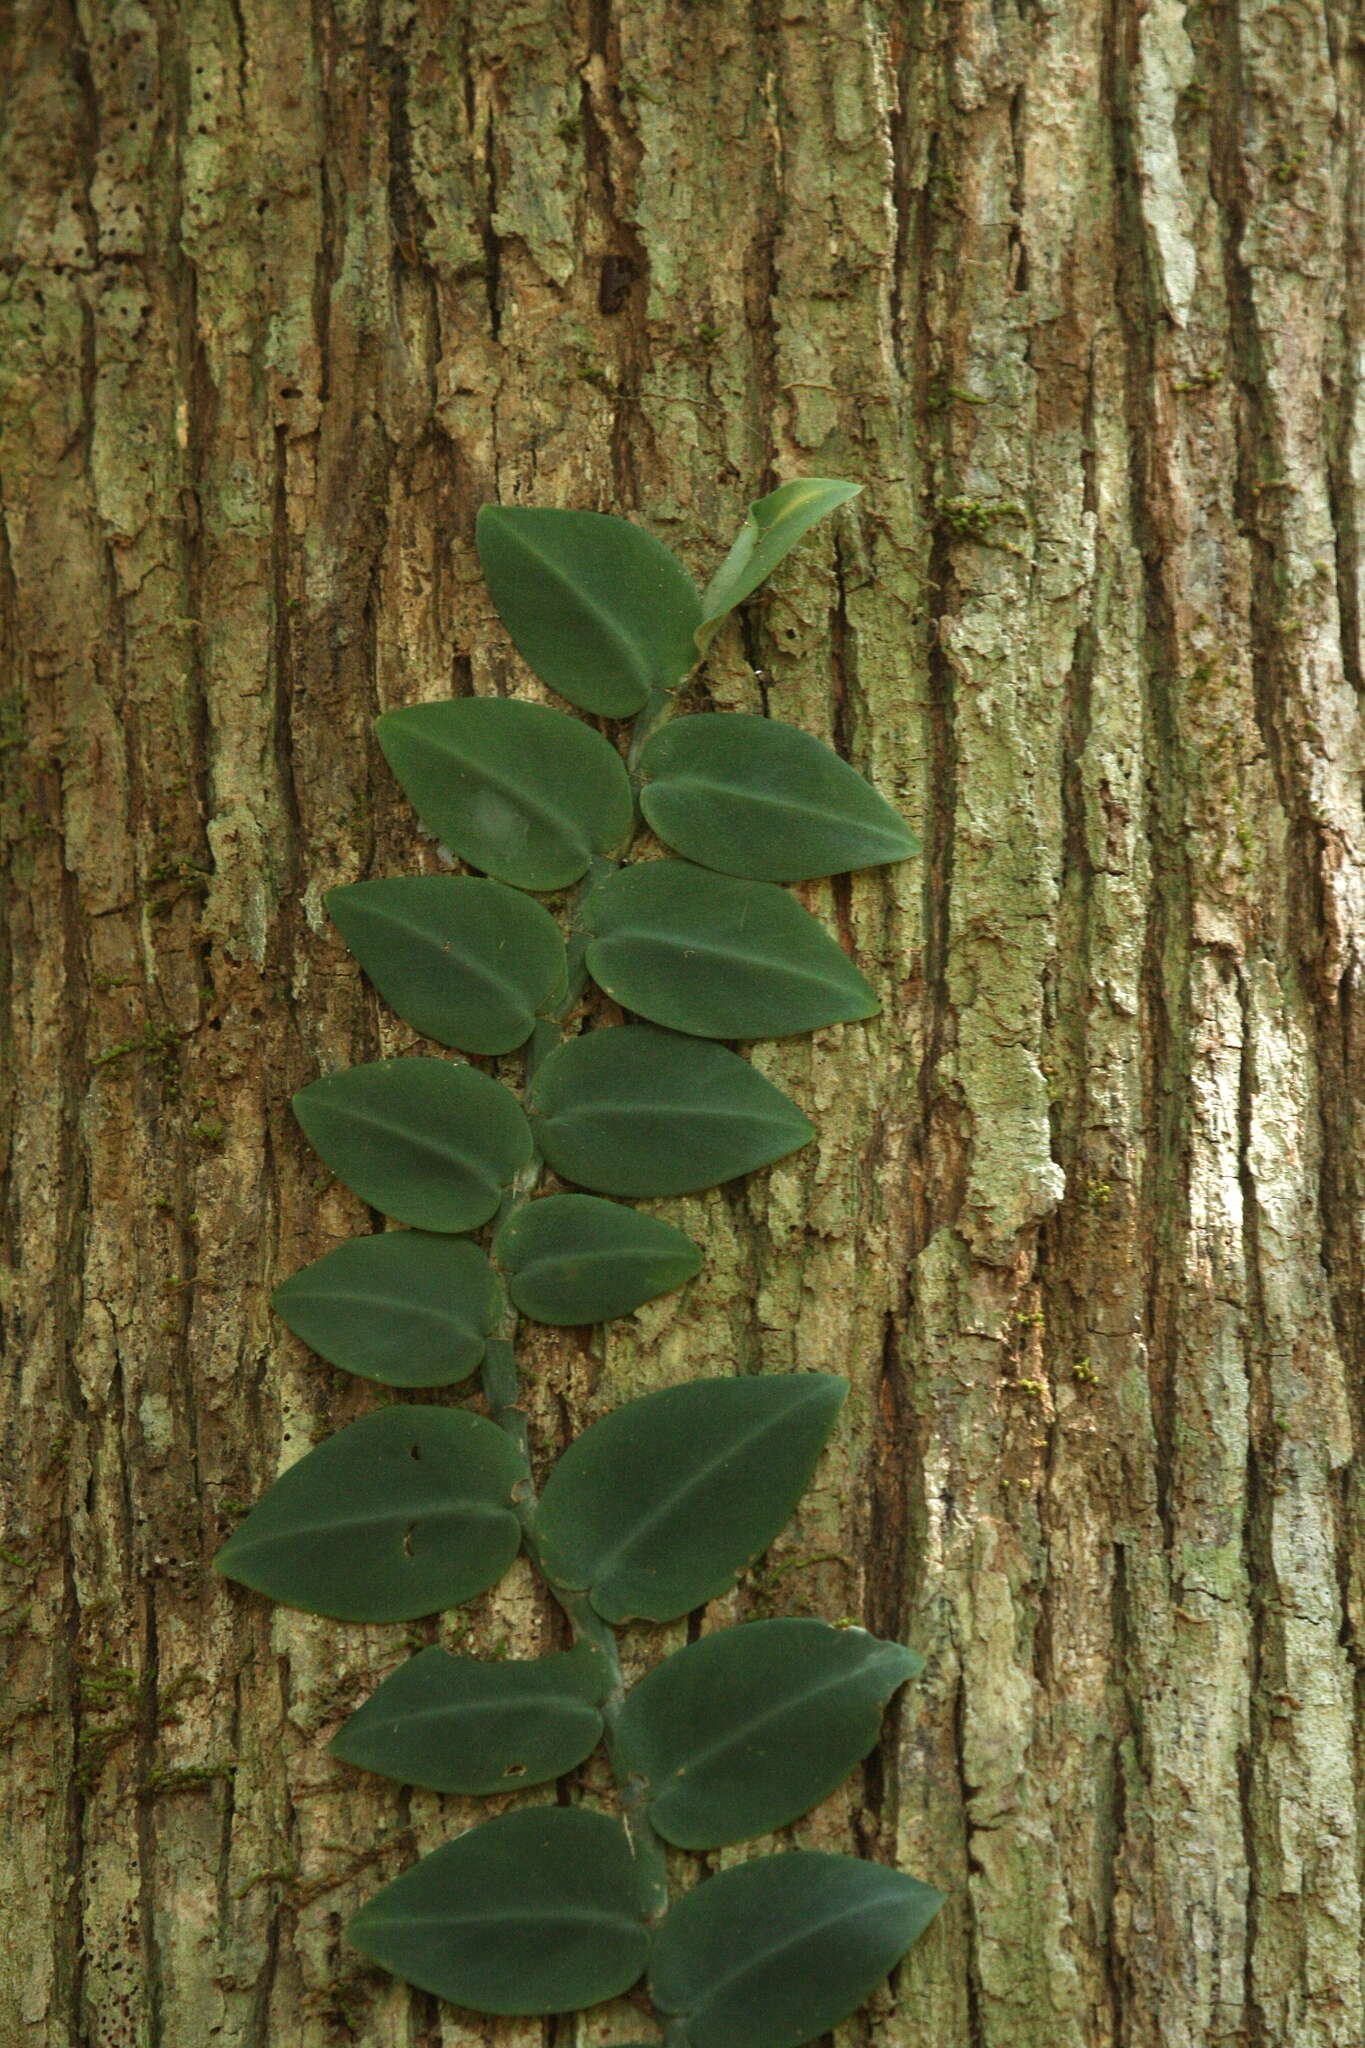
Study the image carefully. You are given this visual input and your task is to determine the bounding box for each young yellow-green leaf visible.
[650,1852,944,2048]
[213,1407,525,1622]
[583,860,878,1040]
[293,1057,533,1233]
[375,698,632,892]
[347,1807,649,2015]
[639,714,920,882]
[330,1639,607,1794]
[697,479,860,649]
[616,1619,921,1849]
[494,1193,701,1325]
[527,1026,813,1197]
[272,1232,502,1387]
[326,875,567,1055]
[535,1374,846,1623]
[477,505,702,716]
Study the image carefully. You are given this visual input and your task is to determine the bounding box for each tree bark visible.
[2,2,1363,2044]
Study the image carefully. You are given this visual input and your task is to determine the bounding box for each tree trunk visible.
[2,2,1362,2044]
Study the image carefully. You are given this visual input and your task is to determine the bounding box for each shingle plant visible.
[215,479,942,2043]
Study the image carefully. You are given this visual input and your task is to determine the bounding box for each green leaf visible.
[617,1619,921,1849]
[293,1057,533,1233]
[527,1026,813,1197]
[214,1406,524,1622]
[477,505,703,716]
[535,1374,846,1623]
[272,1232,502,1387]
[375,698,633,892]
[650,1852,943,2048]
[583,860,878,1039]
[495,1193,701,1325]
[326,875,567,1054]
[698,479,860,648]
[640,713,920,882]
[347,1807,649,2015]
[330,1639,607,1794]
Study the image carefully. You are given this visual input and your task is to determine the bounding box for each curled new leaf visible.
[330,1639,607,1794]
[583,859,878,1040]
[527,1025,814,1197]
[535,1374,846,1623]
[272,1231,502,1387]
[292,1057,533,1233]
[639,713,920,882]
[213,1406,525,1622]
[477,505,702,716]
[495,1192,701,1325]
[616,1619,921,1849]
[326,875,567,1055]
[347,1807,649,2015]
[698,479,860,650]
[375,697,633,892]
[650,1852,943,2048]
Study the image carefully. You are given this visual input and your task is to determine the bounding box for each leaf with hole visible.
[330,1639,607,1794]
[650,1851,943,2048]
[272,1232,502,1387]
[477,505,702,716]
[698,479,860,649]
[213,1406,524,1622]
[326,875,567,1054]
[495,1193,700,1325]
[375,698,633,891]
[527,1025,813,1197]
[536,1374,845,1623]
[293,1057,533,1233]
[347,1807,649,2015]
[584,859,878,1039]
[616,1619,921,1849]
[640,713,919,882]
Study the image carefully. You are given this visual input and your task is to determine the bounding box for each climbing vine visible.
[215,481,941,2042]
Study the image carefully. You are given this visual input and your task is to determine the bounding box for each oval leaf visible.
[347,1807,649,2015]
[698,479,860,648]
[330,1639,607,1794]
[272,1232,501,1387]
[477,505,702,717]
[650,1852,944,2048]
[375,698,633,892]
[640,714,919,882]
[293,1057,533,1233]
[584,860,878,1039]
[527,1026,813,1198]
[536,1374,846,1623]
[214,1406,524,1622]
[495,1193,701,1325]
[326,875,567,1054]
[617,1619,921,1849]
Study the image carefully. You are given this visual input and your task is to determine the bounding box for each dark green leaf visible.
[214,1407,524,1622]
[495,1193,701,1325]
[584,860,878,1039]
[272,1232,501,1388]
[347,1807,649,2015]
[617,1619,921,1849]
[375,698,633,892]
[536,1374,846,1623]
[698,479,860,649]
[640,713,919,882]
[477,505,702,716]
[293,1057,533,1232]
[330,1639,607,1794]
[527,1026,813,1197]
[650,1852,943,2048]
[326,875,567,1054]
